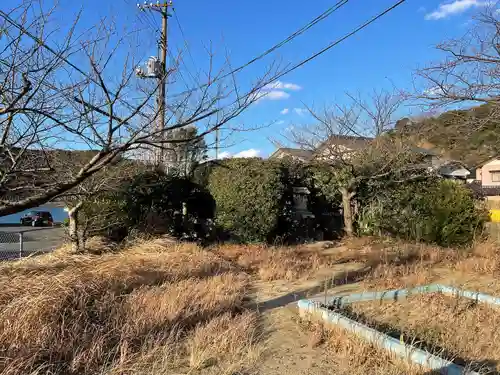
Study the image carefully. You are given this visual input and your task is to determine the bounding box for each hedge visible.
[208,158,287,242]
[81,170,214,241]
[207,158,343,243]
[357,179,488,246]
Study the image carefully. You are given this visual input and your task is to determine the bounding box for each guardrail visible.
[0,227,64,260]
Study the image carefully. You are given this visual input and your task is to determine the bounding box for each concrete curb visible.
[323,284,500,308]
[297,284,500,375]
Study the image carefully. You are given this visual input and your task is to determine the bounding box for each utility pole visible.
[158,3,169,167]
[136,1,172,167]
[215,128,219,160]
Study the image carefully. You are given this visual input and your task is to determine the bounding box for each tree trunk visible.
[340,187,356,237]
[68,201,83,253]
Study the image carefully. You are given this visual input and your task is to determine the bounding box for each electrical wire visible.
[175,0,408,136]
[142,9,160,33]
[167,49,192,91]
[0,0,348,99]
[174,0,405,98]
[0,0,405,127]
[215,0,349,82]
[171,8,197,75]
[270,0,407,85]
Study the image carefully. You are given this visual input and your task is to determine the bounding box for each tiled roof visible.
[269,148,315,161]
[315,135,372,154]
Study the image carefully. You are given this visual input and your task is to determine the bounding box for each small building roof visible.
[474,155,500,168]
[268,148,314,161]
[315,135,372,154]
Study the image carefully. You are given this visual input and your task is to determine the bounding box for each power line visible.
[0,0,349,103]
[272,0,406,83]
[169,0,350,97]
[216,0,349,82]
[172,8,197,75]
[171,0,408,141]
[0,0,405,134]
[142,10,160,33]
[168,49,192,91]
[174,0,405,100]
[138,11,159,33]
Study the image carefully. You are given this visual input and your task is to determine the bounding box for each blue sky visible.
[4,0,492,157]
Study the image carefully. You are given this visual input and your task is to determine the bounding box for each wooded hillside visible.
[397,103,500,167]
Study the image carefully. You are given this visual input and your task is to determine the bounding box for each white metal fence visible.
[0,227,65,260]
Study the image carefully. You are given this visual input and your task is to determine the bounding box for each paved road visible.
[0,226,66,260]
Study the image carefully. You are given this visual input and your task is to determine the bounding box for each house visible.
[467,157,500,198]
[268,148,314,162]
[270,136,470,180]
[269,135,372,162]
[314,135,373,161]
[436,161,470,180]
[470,157,500,186]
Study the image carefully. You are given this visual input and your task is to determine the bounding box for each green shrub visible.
[358,179,488,246]
[79,192,129,242]
[208,158,286,242]
[121,170,214,236]
[207,159,343,243]
[277,160,343,241]
[79,170,214,241]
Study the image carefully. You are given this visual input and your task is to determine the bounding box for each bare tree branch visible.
[0,0,278,216]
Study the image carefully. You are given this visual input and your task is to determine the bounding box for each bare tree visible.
[347,90,405,136]
[0,1,275,217]
[59,157,142,252]
[286,90,427,235]
[163,125,207,177]
[417,5,500,130]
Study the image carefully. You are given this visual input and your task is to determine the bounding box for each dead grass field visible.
[345,293,500,373]
[3,235,500,374]
[0,237,338,375]
[297,237,500,375]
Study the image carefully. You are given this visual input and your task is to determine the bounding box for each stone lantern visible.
[292,187,315,219]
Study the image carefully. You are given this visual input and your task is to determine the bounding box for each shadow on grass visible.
[338,305,500,375]
[253,266,372,312]
[423,362,499,374]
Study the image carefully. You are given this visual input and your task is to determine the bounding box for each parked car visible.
[20,211,54,227]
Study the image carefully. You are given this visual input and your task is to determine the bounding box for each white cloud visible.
[423,86,445,96]
[425,0,490,20]
[252,81,302,102]
[216,149,261,159]
[276,120,285,125]
[293,108,307,116]
[234,149,261,158]
[280,108,290,115]
[265,90,290,100]
[264,80,302,91]
[252,89,290,101]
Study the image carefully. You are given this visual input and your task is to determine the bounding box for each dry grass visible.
[187,312,262,373]
[0,241,257,375]
[301,320,426,375]
[215,243,332,281]
[298,237,500,374]
[6,233,500,375]
[347,293,500,372]
[0,238,334,375]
